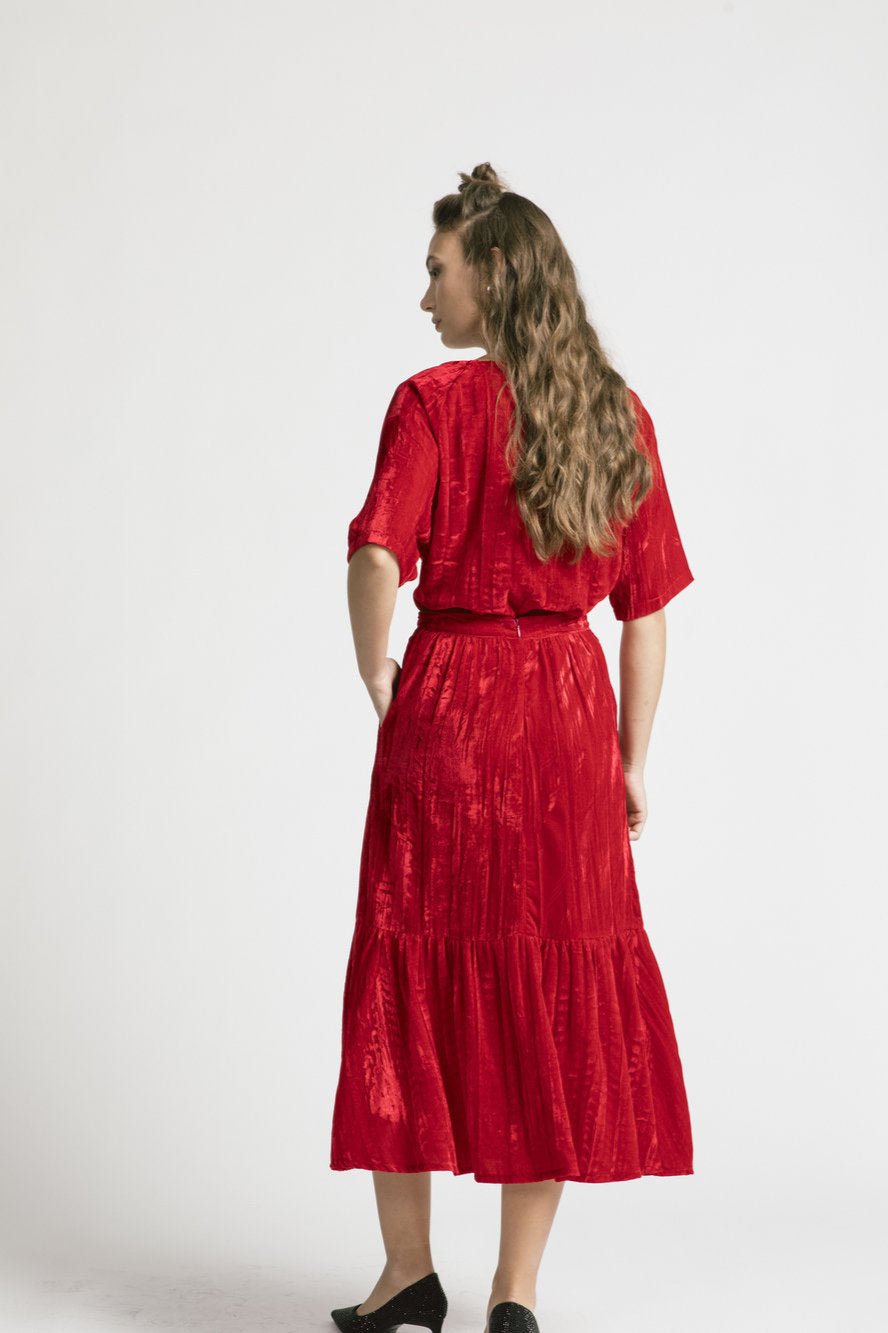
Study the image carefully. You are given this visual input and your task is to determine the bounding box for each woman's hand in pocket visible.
[365,658,401,727]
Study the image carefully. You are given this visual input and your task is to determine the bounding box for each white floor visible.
[1,1190,884,1333]
[1,1259,310,1333]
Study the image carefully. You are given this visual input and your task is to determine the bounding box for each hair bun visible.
[458,161,507,196]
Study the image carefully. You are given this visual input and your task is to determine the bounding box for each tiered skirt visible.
[330,609,694,1184]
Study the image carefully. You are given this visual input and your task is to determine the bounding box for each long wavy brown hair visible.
[432,161,653,564]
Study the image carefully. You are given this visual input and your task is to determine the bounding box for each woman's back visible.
[346,358,693,622]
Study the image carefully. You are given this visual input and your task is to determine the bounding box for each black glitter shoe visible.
[330,1270,448,1332]
[486,1301,539,1333]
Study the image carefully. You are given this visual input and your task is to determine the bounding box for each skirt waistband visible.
[416,608,590,638]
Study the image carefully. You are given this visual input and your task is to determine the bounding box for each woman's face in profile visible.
[420,230,486,352]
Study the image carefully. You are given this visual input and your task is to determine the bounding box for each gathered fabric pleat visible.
[330,612,694,1184]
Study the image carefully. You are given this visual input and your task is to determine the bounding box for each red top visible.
[346,359,694,620]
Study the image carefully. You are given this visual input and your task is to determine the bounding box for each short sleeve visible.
[608,394,694,621]
[346,380,439,587]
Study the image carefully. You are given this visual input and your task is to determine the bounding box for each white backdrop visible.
[1,1,885,1330]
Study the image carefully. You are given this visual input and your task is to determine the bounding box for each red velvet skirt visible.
[329,608,694,1184]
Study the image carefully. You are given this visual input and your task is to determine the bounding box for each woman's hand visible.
[622,765,647,840]
[364,657,401,726]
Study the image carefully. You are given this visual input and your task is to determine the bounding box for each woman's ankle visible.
[487,1279,537,1312]
[385,1257,435,1288]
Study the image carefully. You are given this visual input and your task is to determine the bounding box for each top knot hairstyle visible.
[432,161,652,564]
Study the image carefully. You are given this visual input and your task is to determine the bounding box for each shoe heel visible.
[488,1301,538,1332]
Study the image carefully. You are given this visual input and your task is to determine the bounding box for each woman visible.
[329,163,695,1333]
